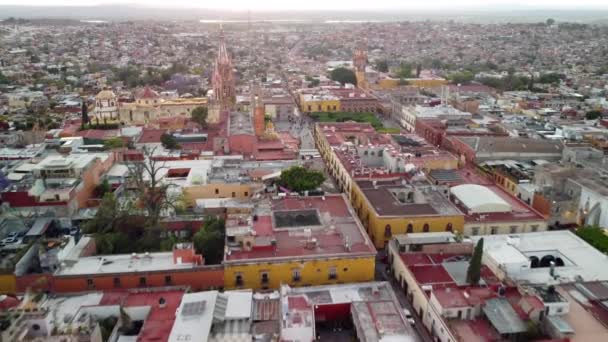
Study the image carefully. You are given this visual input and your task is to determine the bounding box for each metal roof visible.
[482,298,527,335]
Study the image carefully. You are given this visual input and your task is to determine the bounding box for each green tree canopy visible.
[375,59,389,73]
[576,226,608,254]
[397,62,413,79]
[191,106,208,128]
[193,216,226,264]
[161,133,180,150]
[466,238,484,285]
[586,110,602,120]
[279,166,325,193]
[329,67,357,86]
[104,137,125,149]
[546,18,555,26]
[448,71,474,85]
[538,73,562,84]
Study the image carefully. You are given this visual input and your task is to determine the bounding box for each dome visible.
[450,184,511,214]
[96,90,116,100]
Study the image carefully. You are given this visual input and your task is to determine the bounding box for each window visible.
[491,227,498,235]
[510,226,518,234]
[235,274,244,287]
[244,191,249,197]
[261,272,269,284]
[87,278,94,289]
[113,277,121,288]
[165,275,172,285]
[446,223,453,232]
[292,269,301,282]
[215,188,219,195]
[384,224,392,238]
[423,224,430,232]
[328,267,337,280]
[231,192,236,198]
[531,225,539,232]
[471,227,480,235]
[139,277,147,287]
[406,224,413,233]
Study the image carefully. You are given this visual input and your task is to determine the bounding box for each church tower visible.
[212,26,236,111]
[353,41,368,89]
[208,26,236,125]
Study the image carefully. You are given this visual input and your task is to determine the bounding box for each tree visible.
[397,62,413,79]
[538,73,561,85]
[126,146,177,229]
[279,166,325,193]
[576,226,608,254]
[161,133,180,150]
[191,106,208,128]
[375,60,389,73]
[448,71,474,85]
[586,110,602,120]
[104,137,125,149]
[466,238,484,285]
[329,67,357,86]
[193,216,225,264]
[546,18,555,26]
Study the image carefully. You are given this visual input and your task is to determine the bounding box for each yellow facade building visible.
[299,93,340,113]
[351,179,465,249]
[0,274,16,294]
[223,194,377,290]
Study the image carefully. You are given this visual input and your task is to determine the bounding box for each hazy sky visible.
[1,0,608,11]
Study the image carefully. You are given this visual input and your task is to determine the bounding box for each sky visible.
[1,0,608,11]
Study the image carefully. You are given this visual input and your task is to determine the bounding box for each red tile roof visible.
[100,290,184,342]
[225,195,375,262]
[137,128,167,144]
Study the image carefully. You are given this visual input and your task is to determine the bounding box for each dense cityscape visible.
[0,4,608,342]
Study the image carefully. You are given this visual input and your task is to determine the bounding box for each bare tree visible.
[125,146,178,229]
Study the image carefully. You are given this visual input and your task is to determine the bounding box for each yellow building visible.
[351,178,465,249]
[299,93,340,113]
[119,87,210,125]
[0,274,16,294]
[183,183,253,207]
[223,194,377,290]
[405,78,449,88]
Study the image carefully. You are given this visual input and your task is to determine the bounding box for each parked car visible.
[403,309,415,326]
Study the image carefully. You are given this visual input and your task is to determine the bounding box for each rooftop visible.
[280,282,419,342]
[455,136,563,159]
[224,194,376,262]
[356,178,463,217]
[55,250,200,276]
[475,231,608,284]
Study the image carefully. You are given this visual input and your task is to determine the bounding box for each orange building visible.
[52,243,224,293]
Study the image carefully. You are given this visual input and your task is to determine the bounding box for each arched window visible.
[384,225,392,238]
[446,223,453,232]
[423,224,430,232]
[406,224,413,233]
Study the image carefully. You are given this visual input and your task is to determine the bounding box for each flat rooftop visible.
[356,178,463,217]
[56,251,198,276]
[455,136,563,157]
[281,282,419,342]
[400,252,501,290]
[475,231,608,284]
[451,183,545,223]
[225,195,376,262]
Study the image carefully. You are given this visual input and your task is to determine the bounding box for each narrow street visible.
[375,254,434,342]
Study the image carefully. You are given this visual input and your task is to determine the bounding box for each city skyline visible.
[1,0,608,11]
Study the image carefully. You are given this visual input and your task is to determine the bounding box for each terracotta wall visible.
[53,266,224,293]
